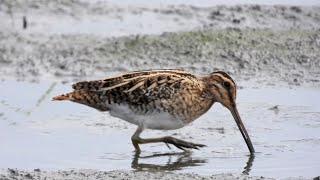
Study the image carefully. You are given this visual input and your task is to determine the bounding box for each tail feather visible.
[52,93,72,101]
[52,91,83,101]
[52,90,109,111]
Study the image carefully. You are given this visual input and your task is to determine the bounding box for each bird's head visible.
[206,71,237,109]
[203,71,255,154]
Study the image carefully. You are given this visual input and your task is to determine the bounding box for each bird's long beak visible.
[229,105,255,154]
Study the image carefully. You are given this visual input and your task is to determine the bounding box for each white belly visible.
[108,104,186,130]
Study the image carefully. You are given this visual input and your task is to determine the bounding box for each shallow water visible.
[0,80,319,178]
[20,13,199,37]
[4,1,319,38]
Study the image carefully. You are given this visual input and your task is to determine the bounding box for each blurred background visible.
[1,0,320,84]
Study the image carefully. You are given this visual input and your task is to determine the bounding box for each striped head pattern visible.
[203,71,237,110]
[203,71,255,153]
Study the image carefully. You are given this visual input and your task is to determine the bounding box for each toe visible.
[165,137,206,150]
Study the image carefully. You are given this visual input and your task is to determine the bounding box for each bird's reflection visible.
[131,151,255,174]
[242,154,255,175]
[131,151,207,171]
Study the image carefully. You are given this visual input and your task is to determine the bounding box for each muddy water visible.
[0,80,319,178]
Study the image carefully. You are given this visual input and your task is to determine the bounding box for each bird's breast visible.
[108,103,187,130]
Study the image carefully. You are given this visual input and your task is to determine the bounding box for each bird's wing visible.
[72,69,197,91]
[72,69,203,104]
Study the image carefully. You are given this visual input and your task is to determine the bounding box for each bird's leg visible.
[131,126,206,152]
[131,126,144,154]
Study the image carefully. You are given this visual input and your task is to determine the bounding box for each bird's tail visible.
[52,90,90,101]
[52,90,109,111]
[52,92,74,101]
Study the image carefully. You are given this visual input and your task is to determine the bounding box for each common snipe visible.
[53,69,255,154]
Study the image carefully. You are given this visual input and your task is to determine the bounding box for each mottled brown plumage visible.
[53,69,255,154]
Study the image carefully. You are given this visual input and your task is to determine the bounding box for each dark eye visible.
[223,81,231,89]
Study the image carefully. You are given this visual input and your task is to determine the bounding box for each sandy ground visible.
[1,29,320,88]
[0,169,308,180]
[1,169,275,180]
[1,0,320,179]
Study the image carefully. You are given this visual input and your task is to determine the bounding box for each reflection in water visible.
[131,151,207,171]
[313,176,320,180]
[242,154,255,175]
[132,151,255,174]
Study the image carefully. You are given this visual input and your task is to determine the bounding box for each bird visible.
[52,69,255,154]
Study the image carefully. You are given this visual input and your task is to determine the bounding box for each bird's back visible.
[53,69,212,128]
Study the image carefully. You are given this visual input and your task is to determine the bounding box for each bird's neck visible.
[185,89,215,122]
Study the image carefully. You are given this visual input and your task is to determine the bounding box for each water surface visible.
[0,80,319,178]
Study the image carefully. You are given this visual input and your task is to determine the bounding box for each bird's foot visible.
[163,136,206,151]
